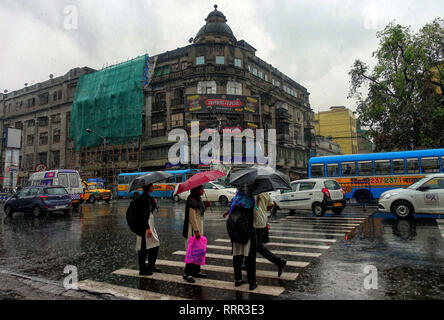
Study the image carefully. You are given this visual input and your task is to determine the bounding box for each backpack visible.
[126,200,148,236]
[226,206,250,244]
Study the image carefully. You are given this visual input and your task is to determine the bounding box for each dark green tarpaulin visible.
[70,54,148,150]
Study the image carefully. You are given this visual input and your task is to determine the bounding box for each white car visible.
[378,173,444,218]
[174,182,237,206]
[270,178,346,217]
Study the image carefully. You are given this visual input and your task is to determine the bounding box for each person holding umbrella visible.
[175,170,226,283]
[223,186,258,290]
[130,172,172,276]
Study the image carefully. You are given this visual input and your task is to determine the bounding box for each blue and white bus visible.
[308,149,444,202]
[117,169,200,199]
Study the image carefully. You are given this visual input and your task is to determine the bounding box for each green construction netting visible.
[70,54,149,151]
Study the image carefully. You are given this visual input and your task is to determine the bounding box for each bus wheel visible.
[133,193,140,200]
[392,200,414,219]
[173,195,180,202]
[354,189,372,203]
[312,202,326,217]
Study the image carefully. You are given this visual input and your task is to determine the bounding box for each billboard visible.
[4,128,22,149]
[186,95,259,114]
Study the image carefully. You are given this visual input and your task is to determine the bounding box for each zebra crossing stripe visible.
[153,259,299,281]
[172,251,310,268]
[206,244,322,258]
[269,235,337,243]
[77,279,188,300]
[285,216,366,221]
[270,225,354,232]
[270,229,346,237]
[112,268,286,297]
[215,239,331,250]
[279,219,360,226]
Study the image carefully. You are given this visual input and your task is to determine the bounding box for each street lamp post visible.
[86,129,107,184]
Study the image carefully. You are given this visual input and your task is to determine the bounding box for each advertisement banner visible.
[186,95,259,114]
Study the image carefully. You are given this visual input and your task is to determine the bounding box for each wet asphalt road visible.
[0,199,443,300]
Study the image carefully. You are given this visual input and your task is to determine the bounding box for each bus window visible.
[392,159,405,175]
[406,158,419,174]
[311,164,324,177]
[375,160,391,175]
[341,162,356,176]
[358,161,373,176]
[421,157,439,173]
[326,163,339,177]
[442,157,444,172]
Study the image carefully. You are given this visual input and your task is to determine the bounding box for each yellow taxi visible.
[82,181,112,203]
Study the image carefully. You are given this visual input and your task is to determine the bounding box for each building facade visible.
[0,67,95,184]
[314,106,358,155]
[314,135,343,156]
[1,6,316,186]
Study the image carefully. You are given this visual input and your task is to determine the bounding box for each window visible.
[53,92,58,101]
[58,174,68,188]
[234,58,242,67]
[259,71,263,79]
[421,157,439,173]
[299,182,316,191]
[39,132,48,145]
[265,74,268,82]
[423,178,444,190]
[197,81,216,94]
[227,82,242,95]
[272,79,275,85]
[53,129,61,143]
[324,180,341,190]
[326,163,339,177]
[171,113,184,127]
[172,63,179,72]
[37,117,49,127]
[181,62,187,70]
[358,161,373,176]
[253,68,258,76]
[196,56,205,65]
[45,187,68,195]
[38,152,47,164]
[283,182,298,193]
[51,114,61,124]
[392,159,405,174]
[311,164,324,177]
[58,90,62,100]
[406,158,419,174]
[27,135,34,146]
[27,98,36,108]
[69,174,80,188]
[38,93,49,105]
[276,81,280,87]
[216,56,225,64]
[375,160,391,175]
[248,65,251,72]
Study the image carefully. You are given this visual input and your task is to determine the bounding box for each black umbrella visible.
[227,166,292,195]
[129,171,173,192]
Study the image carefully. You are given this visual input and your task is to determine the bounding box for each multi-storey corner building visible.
[314,106,358,155]
[1,5,316,186]
[0,67,95,184]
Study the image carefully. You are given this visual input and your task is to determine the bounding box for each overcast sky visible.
[0,0,442,112]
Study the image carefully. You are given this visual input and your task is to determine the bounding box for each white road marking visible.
[78,280,188,300]
[284,216,366,221]
[268,235,337,243]
[214,239,331,250]
[269,229,346,237]
[172,251,310,268]
[206,244,322,258]
[278,219,360,226]
[112,268,286,296]
[270,225,354,232]
[153,259,299,281]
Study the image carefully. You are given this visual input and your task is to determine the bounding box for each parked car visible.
[378,173,444,219]
[174,182,237,205]
[82,181,112,203]
[269,178,346,217]
[3,186,72,218]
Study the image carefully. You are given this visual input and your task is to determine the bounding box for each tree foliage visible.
[349,18,444,151]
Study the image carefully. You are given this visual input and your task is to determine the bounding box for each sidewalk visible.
[0,270,120,300]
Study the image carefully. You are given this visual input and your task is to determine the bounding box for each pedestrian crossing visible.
[438,220,444,239]
[77,214,368,300]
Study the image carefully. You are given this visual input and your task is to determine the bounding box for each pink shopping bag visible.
[184,236,207,265]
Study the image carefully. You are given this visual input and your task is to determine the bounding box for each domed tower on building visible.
[194,5,237,45]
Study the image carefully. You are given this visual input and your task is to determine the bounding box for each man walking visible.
[255,192,286,277]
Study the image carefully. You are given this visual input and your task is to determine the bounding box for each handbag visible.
[184,236,207,265]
